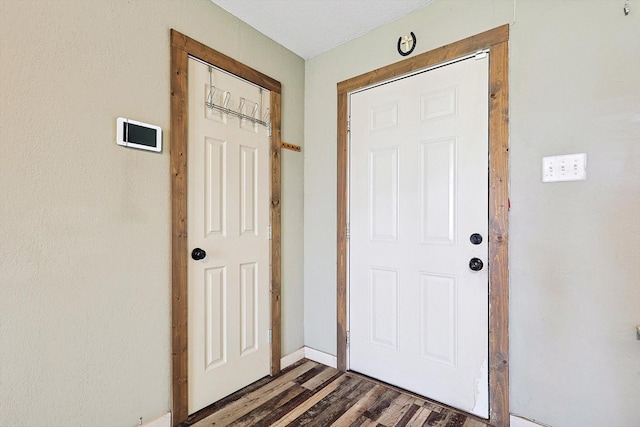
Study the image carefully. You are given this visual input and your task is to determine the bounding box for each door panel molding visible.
[170,29,282,426]
[337,25,509,427]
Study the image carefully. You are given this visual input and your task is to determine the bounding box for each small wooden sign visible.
[281,142,301,152]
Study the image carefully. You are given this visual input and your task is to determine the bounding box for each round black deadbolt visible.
[191,248,206,261]
[470,233,483,245]
[469,257,484,271]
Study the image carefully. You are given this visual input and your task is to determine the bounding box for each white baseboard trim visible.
[280,346,338,369]
[303,347,337,368]
[510,414,550,427]
[141,412,171,427]
[280,347,306,369]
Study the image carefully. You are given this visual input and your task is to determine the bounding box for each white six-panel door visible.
[187,58,271,414]
[349,55,489,417]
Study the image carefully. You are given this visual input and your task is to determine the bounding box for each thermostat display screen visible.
[116,117,162,153]
[125,122,156,147]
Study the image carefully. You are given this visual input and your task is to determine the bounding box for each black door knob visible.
[191,248,206,260]
[469,257,484,271]
[470,233,483,245]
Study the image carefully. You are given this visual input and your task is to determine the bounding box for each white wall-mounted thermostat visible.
[116,117,162,153]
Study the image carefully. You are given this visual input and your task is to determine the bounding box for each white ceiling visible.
[210,0,436,59]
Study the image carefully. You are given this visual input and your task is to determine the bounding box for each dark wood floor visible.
[179,359,492,427]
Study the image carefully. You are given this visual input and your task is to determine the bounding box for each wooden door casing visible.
[336,25,509,427]
[170,30,283,426]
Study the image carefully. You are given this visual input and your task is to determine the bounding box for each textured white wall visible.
[303,1,640,426]
[0,0,304,425]
[509,1,640,425]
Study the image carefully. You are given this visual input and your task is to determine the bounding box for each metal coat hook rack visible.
[206,67,270,128]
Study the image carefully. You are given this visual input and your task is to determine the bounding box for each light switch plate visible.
[542,153,587,183]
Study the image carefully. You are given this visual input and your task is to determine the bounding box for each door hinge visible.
[346,223,350,240]
[268,226,272,240]
[269,329,272,343]
[268,123,273,137]
[347,117,351,133]
[346,331,350,349]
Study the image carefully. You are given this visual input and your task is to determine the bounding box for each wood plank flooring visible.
[179,359,492,427]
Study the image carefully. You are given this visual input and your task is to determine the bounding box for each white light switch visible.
[542,153,587,183]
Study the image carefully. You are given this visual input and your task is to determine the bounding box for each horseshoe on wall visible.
[397,32,417,56]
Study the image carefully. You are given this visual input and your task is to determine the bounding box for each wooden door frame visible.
[336,25,510,427]
[170,29,282,426]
